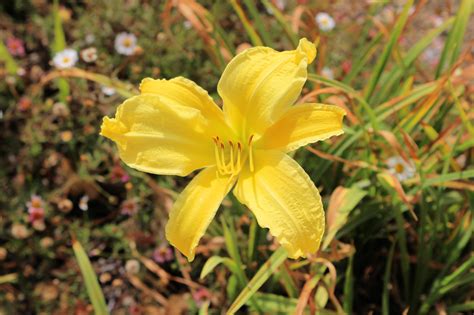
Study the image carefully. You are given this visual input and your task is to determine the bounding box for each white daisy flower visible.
[80,47,97,63]
[315,12,335,32]
[52,49,78,69]
[101,86,116,96]
[114,32,137,56]
[321,67,334,79]
[386,156,416,181]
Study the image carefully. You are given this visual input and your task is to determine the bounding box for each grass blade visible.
[229,0,263,46]
[227,247,288,314]
[363,0,414,101]
[52,0,70,102]
[72,238,108,315]
[435,0,472,77]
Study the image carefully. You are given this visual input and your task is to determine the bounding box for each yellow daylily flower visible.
[100,38,346,261]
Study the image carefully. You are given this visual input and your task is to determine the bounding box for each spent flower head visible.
[315,12,335,32]
[152,245,174,264]
[120,199,139,216]
[114,32,137,56]
[52,48,78,69]
[80,47,97,63]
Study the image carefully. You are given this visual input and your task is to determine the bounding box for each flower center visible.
[123,38,132,47]
[62,57,71,64]
[395,163,405,174]
[212,135,255,176]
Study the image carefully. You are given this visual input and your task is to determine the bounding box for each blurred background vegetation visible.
[0,0,473,314]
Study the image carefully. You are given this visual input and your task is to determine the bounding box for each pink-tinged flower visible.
[342,60,352,74]
[152,245,174,264]
[120,199,139,216]
[27,195,45,223]
[28,207,45,223]
[192,288,211,307]
[110,164,130,182]
[6,37,25,57]
[18,97,32,112]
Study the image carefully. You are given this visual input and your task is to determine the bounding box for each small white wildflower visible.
[101,86,116,96]
[17,68,26,76]
[125,259,140,275]
[114,32,137,56]
[315,12,335,32]
[386,156,415,181]
[79,195,89,211]
[321,67,334,79]
[85,34,95,44]
[52,49,78,69]
[432,16,443,27]
[80,47,97,63]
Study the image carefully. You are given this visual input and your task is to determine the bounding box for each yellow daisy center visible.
[62,57,70,64]
[395,163,405,174]
[122,38,132,47]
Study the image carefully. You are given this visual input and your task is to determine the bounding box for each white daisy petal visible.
[315,12,336,32]
[114,32,137,56]
[52,49,78,69]
[386,156,415,181]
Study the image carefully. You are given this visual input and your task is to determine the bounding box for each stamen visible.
[248,135,255,172]
[220,143,228,173]
[236,142,242,172]
[228,141,235,173]
[213,137,224,174]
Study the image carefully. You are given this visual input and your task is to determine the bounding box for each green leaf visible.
[227,247,288,314]
[247,293,299,314]
[0,40,19,75]
[200,256,238,279]
[72,238,109,315]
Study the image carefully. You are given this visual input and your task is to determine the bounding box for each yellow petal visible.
[218,38,317,138]
[100,94,214,176]
[140,76,235,140]
[233,151,325,259]
[165,167,236,261]
[259,103,346,152]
